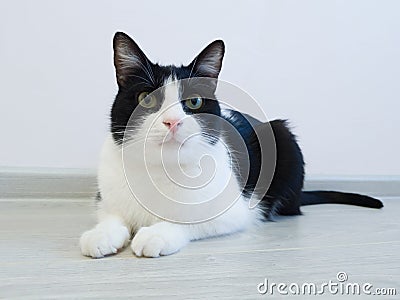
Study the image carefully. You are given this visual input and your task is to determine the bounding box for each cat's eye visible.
[185,94,203,110]
[138,92,157,108]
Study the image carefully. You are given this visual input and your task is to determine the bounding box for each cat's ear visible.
[113,32,150,86]
[189,40,225,78]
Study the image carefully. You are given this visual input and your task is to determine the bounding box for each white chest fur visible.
[97,134,258,229]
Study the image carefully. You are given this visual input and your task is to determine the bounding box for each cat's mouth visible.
[159,137,185,147]
[157,130,184,146]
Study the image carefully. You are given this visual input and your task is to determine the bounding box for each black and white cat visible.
[80,32,383,258]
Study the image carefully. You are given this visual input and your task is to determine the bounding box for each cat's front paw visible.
[80,225,130,258]
[131,223,188,258]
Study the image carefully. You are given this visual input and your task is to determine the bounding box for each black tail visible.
[301,191,383,209]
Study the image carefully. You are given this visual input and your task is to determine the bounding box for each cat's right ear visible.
[188,40,225,79]
[113,32,149,86]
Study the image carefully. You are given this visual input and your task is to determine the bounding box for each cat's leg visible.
[131,222,189,257]
[80,214,131,258]
[131,204,257,257]
[131,221,246,257]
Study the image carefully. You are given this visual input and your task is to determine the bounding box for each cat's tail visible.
[300,191,383,209]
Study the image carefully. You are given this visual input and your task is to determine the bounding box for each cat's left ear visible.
[113,32,150,86]
[188,40,225,78]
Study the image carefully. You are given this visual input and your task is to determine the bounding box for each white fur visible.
[80,77,263,258]
[80,215,130,258]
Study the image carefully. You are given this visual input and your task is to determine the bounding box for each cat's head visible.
[110,32,225,164]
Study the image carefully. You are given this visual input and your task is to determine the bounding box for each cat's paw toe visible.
[80,226,130,258]
[131,227,179,258]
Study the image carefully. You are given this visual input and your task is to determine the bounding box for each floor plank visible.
[0,197,399,299]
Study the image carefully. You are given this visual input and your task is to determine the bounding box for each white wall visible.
[1,0,399,176]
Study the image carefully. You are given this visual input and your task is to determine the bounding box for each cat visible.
[79,32,383,258]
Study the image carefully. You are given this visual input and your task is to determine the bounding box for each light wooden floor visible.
[0,197,399,299]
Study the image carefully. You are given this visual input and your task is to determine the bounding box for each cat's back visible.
[220,109,304,209]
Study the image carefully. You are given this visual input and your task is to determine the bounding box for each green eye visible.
[185,94,203,110]
[138,92,157,108]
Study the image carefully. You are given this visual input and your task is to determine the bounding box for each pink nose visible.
[163,119,182,133]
